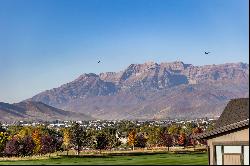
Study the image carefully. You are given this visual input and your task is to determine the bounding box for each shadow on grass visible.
[0,151,207,163]
[59,151,207,159]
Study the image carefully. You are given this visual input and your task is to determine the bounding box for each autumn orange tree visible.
[32,128,42,154]
[178,132,186,148]
[190,127,202,147]
[127,129,136,150]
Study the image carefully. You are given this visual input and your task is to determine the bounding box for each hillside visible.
[0,101,93,122]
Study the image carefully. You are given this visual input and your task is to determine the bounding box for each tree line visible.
[0,121,209,157]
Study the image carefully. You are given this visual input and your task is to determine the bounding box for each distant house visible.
[196,98,249,165]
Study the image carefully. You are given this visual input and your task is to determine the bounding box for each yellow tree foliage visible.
[62,128,71,155]
[0,131,8,152]
[127,130,136,150]
[17,126,33,139]
[168,125,180,135]
[32,128,42,154]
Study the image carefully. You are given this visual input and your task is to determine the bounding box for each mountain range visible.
[25,61,249,120]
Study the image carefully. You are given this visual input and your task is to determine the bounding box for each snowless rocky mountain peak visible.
[27,61,249,120]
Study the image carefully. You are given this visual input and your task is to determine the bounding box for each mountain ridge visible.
[0,101,94,122]
[27,61,249,120]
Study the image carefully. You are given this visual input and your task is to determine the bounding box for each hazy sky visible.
[0,0,249,103]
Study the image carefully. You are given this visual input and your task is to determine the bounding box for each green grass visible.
[0,152,208,165]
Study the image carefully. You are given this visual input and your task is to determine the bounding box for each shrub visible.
[19,136,35,156]
[4,136,20,157]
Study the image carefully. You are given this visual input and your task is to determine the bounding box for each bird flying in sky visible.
[97,60,101,63]
[205,52,211,54]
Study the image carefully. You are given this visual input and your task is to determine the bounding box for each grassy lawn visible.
[0,152,208,165]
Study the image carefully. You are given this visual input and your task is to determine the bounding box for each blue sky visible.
[0,0,249,103]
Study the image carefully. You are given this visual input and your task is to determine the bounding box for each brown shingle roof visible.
[215,98,249,128]
[195,119,249,139]
[194,98,249,139]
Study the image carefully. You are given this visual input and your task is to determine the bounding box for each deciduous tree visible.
[134,133,147,148]
[32,128,42,154]
[62,128,71,155]
[95,132,109,153]
[168,125,181,145]
[104,128,121,150]
[146,126,161,147]
[19,136,35,156]
[159,130,173,151]
[127,130,136,150]
[4,136,20,157]
[70,122,88,155]
[17,127,33,139]
[0,132,8,156]
[178,132,186,147]
[40,135,55,155]
[191,127,203,148]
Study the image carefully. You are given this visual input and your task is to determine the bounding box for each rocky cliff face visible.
[28,61,249,120]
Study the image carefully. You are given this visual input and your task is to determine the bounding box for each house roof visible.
[194,98,249,139]
[215,98,249,128]
[195,119,249,139]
